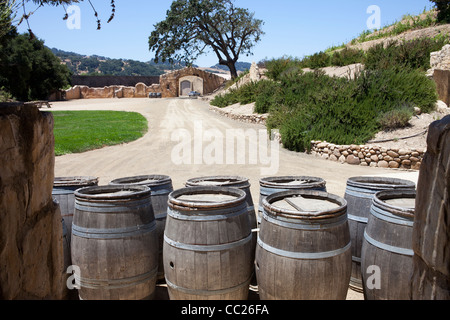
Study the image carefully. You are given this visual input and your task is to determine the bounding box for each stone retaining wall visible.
[208,105,268,125]
[310,140,425,170]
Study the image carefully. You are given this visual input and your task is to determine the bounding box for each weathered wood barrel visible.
[185,176,257,243]
[164,186,253,300]
[256,190,351,300]
[361,189,416,300]
[52,176,99,268]
[109,175,173,281]
[71,185,159,300]
[344,176,416,291]
[258,176,327,224]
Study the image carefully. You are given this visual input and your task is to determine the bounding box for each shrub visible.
[378,104,414,130]
[330,48,365,67]
[364,36,450,72]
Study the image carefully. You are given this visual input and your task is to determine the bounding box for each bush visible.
[378,104,414,130]
[364,37,450,72]
[330,48,365,67]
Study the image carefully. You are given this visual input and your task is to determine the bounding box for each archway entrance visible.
[180,80,191,96]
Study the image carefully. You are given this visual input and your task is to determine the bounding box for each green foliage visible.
[430,0,450,22]
[330,48,365,67]
[364,36,450,71]
[378,104,415,130]
[52,110,148,156]
[0,33,72,101]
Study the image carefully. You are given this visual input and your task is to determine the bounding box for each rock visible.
[370,155,379,162]
[387,150,399,158]
[0,103,65,300]
[402,159,412,166]
[378,160,389,168]
[329,154,338,162]
[411,115,450,299]
[339,155,346,163]
[358,152,364,159]
[398,149,409,156]
[389,161,400,168]
[347,154,361,165]
[436,100,448,113]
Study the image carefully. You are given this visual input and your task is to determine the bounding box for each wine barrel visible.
[109,175,173,281]
[256,190,351,300]
[185,176,257,239]
[258,176,327,224]
[71,185,159,300]
[164,186,253,300]
[361,189,416,300]
[52,176,99,268]
[344,176,416,291]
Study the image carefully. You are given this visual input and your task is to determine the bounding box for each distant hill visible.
[50,48,187,76]
[50,47,251,77]
[210,62,252,72]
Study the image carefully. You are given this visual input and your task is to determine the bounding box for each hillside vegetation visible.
[211,9,447,152]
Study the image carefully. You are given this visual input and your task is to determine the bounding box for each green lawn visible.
[51,110,148,156]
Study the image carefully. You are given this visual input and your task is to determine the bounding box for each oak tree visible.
[148,0,264,79]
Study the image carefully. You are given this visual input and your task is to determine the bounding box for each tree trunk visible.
[225,61,238,80]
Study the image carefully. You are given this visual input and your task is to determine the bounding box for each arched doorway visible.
[180,80,191,96]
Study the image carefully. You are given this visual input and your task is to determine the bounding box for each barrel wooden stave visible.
[163,186,253,300]
[71,185,159,300]
[361,189,415,300]
[255,190,351,300]
[345,176,416,291]
[109,175,173,281]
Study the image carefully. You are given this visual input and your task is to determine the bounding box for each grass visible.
[51,110,148,156]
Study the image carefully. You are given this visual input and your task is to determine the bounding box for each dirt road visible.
[51,97,419,300]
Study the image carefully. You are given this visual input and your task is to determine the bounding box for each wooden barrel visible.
[109,175,173,281]
[256,190,351,300]
[52,176,99,268]
[344,176,416,291]
[71,185,159,300]
[185,176,257,240]
[164,186,253,300]
[361,189,416,300]
[258,176,327,224]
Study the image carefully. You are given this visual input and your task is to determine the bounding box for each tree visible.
[430,0,450,22]
[0,32,72,100]
[148,0,264,79]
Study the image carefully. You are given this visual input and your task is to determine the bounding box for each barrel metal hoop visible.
[262,210,348,230]
[257,237,351,260]
[345,186,377,199]
[167,205,248,221]
[75,266,158,290]
[164,233,252,252]
[347,214,368,224]
[75,198,152,213]
[370,206,414,227]
[72,220,156,239]
[363,229,414,256]
[165,276,251,296]
[260,186,326,197]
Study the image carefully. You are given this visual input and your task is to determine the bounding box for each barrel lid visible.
[259,176,326,189]
[185,176,250,188]
[169,186,246,211]
[263,190,347,220]
[347,176,416,191]
[54,176,99,187]
[109,175,172,187]
[373,189,416,219]
[74,185,152,201]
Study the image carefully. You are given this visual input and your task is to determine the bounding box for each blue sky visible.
[16,0,434,67]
